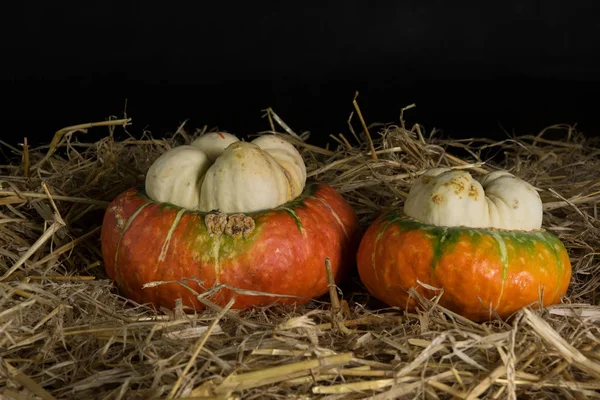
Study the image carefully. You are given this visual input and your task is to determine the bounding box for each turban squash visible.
[357,168,572,322]
[101,132,360,311]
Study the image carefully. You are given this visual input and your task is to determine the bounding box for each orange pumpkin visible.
[356,168,572,321]
[101,180,360,311]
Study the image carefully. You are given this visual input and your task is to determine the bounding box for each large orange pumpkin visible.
[101,132,359,311]
[101,180,360,310]
[357,168,572,322]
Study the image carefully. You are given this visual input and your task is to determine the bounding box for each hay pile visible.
[1,104,599,399]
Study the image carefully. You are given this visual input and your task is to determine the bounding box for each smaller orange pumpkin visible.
[357,168,572,322]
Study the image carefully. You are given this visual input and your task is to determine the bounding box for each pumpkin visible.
[357,168,572,321]
[101,133,359,311]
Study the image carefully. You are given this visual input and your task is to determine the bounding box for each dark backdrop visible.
[2,2,600,155]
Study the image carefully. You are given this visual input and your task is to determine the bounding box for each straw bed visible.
[1,106,599,399]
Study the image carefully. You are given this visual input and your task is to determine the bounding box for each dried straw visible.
[0,105,599,399]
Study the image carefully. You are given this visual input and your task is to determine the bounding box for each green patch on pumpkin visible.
[218,225,265,259]
[375,210,569,277]
[429,228,464,270]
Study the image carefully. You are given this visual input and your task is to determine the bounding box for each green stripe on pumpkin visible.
[278,207,304,233]
[429,228,463,270]
[378,211,568,275]
[489,231,509,309]
[158,208,186,262]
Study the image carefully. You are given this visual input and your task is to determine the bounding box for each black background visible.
[2,2,600,156]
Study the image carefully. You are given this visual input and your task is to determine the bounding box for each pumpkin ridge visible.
[158,208,186,262]
[489,231,509,310]
[113,201,151,282]
[538,232,564,298]
[278,164,296,197]
[312,196,348,239]
[372,216,403,285]
[265,148,294,199]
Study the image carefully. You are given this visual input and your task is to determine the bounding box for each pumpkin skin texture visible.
[101,180,360,311]
[356,213,572,322]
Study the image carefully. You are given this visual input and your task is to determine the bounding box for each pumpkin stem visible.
[205,210,227,237]
[225,214,256,238]
[205,210,255,238]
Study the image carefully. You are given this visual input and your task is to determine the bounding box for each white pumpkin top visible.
[403,168,543,231]
[145,133,306,213]
[191,131,240,161]
[251,135,307,198]
[198,141,293,213]
[145,145,212,209]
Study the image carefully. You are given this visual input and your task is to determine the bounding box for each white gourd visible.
[191,132,240,161]
[145,132,307,213]
[198,141,294,213]
[404,168,542,231]
[251,135,306,197]
[480,170,543,230]
[145,145,212,209]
